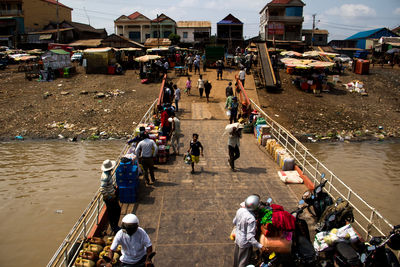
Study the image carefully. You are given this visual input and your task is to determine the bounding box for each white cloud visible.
[325,4,376,18]
[394,7,400,15]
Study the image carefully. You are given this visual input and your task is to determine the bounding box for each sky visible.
[59,0,400,41]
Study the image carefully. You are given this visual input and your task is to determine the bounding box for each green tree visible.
[168,33,181,45]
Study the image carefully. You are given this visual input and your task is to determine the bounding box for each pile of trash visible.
[343,80,368,95]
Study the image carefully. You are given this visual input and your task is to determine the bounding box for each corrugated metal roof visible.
[346,28,384,40]
[177,21,211,28]
[144,38,171,47]
[69,39,103,47]
[28,28,73,34]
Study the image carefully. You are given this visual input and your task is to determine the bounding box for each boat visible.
[47,72,398,266]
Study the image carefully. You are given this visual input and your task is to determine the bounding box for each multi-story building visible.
[114,11,151,44]
[259,0,305,41]
[150,14,176,39]
[176,21,211,44]
[217,14,243,51]
[302,29,328,46]
[0,0,72,47]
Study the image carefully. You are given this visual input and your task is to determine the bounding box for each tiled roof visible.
[128,11,150,21]
[177,21,211,28]
[152,14,175,23]
[42,0,73,10]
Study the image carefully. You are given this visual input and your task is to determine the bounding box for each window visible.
[145,34,150,39]
[153,31,158,38]
[163,31,171,38]
[318,36,323,42]
[129,31,141,41]
[183,32,188,39]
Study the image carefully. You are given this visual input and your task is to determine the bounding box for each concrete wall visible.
[24,0,71,32]
[177,28,195,43]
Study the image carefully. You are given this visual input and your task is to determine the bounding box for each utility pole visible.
[311,13,316,48]
[157,14,160,48]
[56,0,60,43]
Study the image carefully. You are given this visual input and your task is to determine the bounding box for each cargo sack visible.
[316,198,354,232]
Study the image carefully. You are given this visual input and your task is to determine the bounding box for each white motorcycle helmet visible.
[245,195,260,211]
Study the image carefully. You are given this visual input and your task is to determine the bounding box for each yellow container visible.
[99,251,119,264]
[83,243,103,254]
[74,257,95,267]
[104,236,114,246]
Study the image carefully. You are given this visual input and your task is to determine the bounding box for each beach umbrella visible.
[134,55,161,62]
[386,48,400,54]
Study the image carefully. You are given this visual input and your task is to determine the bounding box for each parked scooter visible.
[360,224,400,267]
[291,200,317,266]
[302,173,333,220]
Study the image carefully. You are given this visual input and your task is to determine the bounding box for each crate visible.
[117,177,139,188]
[116,163,138,180]
[119,186,137,203]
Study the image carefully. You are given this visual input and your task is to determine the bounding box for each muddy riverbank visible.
[1,64,399,142]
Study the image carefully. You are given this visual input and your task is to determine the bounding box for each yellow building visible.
[23,0,72,32]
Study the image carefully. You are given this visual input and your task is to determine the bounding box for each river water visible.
[0,140,124,267]
[0,140,399,266]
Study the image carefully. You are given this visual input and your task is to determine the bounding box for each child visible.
[187,133,204,174]
[185,77,192,95]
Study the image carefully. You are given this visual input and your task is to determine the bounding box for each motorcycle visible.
[302,173,333,220]
[290,200,317,266]
[360,224,400,267]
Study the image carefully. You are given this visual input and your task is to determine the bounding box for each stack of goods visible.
[258,204,296,253]
[116,157,139,203]
[75,237,121,267]
[266,139,295,171]
[314,224,359,252]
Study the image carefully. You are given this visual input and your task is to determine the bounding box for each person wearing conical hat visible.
[100,159,121,233]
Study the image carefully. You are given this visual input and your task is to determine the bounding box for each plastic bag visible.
[226,110,231,116]
[184,153,192,164]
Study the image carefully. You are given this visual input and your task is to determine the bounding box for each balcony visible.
[0,10,23,16]
[267,15,303,23]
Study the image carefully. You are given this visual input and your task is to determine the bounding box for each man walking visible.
[173,84,181,112]
[169,112,181,155]
[188,133,203,174]
[226,82,233,97]
[197,75,205,98]
[239,68,246,87]
[227,123,243,171]
[135,133,158,185]
[216,59,224,80]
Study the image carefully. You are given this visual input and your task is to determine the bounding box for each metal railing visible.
[249,98,394,241]
[47,98,158,267]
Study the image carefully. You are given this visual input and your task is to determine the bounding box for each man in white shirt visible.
[233,195,267,267]
[169,112,181,155]
[173,85,181,112]
[135,133,158,185]
[109,214,153,266]
[239,68,246,87]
